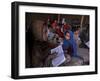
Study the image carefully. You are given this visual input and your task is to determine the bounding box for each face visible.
[65,32,70,40]
[74,28,80,35]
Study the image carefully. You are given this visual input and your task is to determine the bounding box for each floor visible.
[66,47,89,66]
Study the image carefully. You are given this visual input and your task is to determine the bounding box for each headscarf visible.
[63,30,77,57]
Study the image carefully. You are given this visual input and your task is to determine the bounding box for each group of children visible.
[43,18,84,67]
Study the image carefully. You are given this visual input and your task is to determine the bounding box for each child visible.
[64,30,84,61]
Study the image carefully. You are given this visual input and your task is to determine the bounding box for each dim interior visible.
[25,12,89,68]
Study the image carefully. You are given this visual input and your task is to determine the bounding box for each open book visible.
[51,45,66,67]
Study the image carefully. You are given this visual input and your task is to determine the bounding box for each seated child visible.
[64,30,84,61]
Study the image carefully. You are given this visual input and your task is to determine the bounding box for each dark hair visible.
[72,26,80,32]
[64,30,70,36]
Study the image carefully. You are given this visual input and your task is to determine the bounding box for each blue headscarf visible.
[63,30,77,57]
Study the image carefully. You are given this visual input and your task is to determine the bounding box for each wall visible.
[0,0,99,81]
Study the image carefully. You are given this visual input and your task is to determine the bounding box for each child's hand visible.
[50,52,57,59]
[52,52,57,58]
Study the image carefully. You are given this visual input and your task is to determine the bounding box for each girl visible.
[63,30,84,61]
